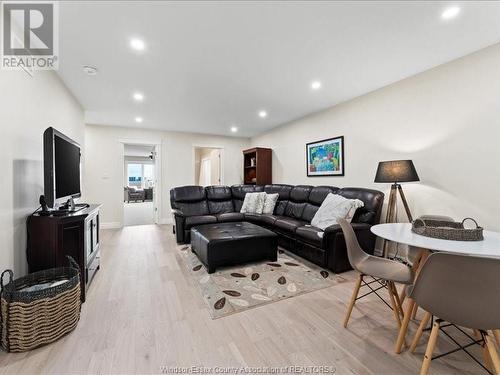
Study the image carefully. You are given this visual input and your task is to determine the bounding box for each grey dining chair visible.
[338,219,414,331]
[407,252,500,375]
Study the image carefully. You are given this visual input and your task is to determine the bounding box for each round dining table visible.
[370,222,500,354]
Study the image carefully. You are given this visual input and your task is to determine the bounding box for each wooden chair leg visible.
[344,274,363,328]
[420,320,441,375]
[484,332,500,375]
[395,298,415,353]
[399,284,407,306]
[391,282,404,319]
[474,330,494,373]
[410,311,432,353]
[494,330,500,348]
[411,303,419,320]
[387,282,402,328]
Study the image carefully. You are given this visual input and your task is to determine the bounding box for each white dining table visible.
[370,222,500,354]
[371,223,500,258]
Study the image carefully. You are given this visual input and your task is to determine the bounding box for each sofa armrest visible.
[171,209,187,243]
[324,222,375,273]
[171,208,185,218]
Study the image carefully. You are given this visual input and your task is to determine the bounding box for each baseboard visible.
[101,222,122,229]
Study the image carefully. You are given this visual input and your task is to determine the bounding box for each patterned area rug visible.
[179,245,345,319]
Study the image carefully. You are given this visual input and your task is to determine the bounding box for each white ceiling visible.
[58,1,500,137]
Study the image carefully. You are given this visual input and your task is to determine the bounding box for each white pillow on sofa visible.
[262,193,279,214]
[240,192,266,214]
[311,193,364,230]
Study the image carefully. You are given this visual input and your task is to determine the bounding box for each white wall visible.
[251,44,500,231]
[0,70,84,275]
[84,125,249,227]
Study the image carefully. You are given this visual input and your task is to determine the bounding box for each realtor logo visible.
[1,1,59,70]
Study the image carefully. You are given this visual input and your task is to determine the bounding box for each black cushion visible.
[296,225,325,247]
[284,185,312,219]
[185,215,217,228]
[264,184,293,200]
[205,185,232,200]
[274,217,307,234]
[308,186,338,205]
[301,204,319,222]
[216,212,244,222]
[170,186,209,216]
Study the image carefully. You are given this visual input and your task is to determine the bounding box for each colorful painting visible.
[306,136,344,176]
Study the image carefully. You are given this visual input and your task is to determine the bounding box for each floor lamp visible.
[374,160,420,257]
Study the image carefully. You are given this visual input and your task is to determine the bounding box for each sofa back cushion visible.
[302,186,339,222]
[231,185,264,212]
[170,185,209,216]
[337,187,384,224]
[264,184,292,215]
[206,186,234,214]
[284,185,312,219]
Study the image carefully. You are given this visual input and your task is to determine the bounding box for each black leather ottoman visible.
[190,222,278,273]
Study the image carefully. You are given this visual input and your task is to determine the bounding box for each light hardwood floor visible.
[0,225,485,374]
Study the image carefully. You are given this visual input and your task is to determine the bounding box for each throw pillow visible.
[311,193,364,230]
[262,193,279,214]
[240,192,266,214]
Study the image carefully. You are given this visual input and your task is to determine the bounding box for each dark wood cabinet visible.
[27,204,102,302]
[243,147,272,185]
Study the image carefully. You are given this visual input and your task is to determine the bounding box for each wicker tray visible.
[412,217,483,241]
[0,256,81,352]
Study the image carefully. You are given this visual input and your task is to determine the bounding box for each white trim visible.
[101,222,122,229]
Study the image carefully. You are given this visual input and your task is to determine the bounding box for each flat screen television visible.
[43,127,82,209]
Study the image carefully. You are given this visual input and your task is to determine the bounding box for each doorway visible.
[123,143,158,226]
[194,147,223,186]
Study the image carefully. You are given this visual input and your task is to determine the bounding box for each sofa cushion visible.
[308,186,339,205]
[262,193,279,214]
[170,185,209,216]
[296,225,325,247]
[311,193,364,230]
[337,188,384,224]
[274,217,307,235]
[185,215,217,228]
[231,185,264,212]
[216,213,244,222]
[244,213,278,226]
[284,185,312,219]
[240,192,266,214]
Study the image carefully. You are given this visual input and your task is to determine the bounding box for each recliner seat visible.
[170,183,384,273]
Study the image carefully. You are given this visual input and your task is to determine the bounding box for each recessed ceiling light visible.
[130,38,145,51]
[441,6,460,20]
[135,116,143,123]
[258,110,268,118]
[133,92,144,101]
[82,65,98,75]
[311,81,322,90]
[230,126,238,133]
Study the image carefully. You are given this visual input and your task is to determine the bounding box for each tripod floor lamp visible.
[375,160,420,257]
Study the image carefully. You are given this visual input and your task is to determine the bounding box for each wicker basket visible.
[412,217,484,241]
[0,256,82,353]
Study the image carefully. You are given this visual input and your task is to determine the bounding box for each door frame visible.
[120,139,162,225]
[192,145,224,186]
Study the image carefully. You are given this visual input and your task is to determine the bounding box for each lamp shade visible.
[374,160,419,183]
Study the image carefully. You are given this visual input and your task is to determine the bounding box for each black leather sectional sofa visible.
[170,184,384,273]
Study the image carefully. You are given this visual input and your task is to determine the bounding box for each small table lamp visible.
[375,160,419,223]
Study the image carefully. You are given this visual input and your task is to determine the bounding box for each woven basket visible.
[412,217,484,241]
[0,256,82,353]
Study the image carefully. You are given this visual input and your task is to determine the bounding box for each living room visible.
[1,1,499,374]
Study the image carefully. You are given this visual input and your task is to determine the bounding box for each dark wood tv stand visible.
[27,204,102,302]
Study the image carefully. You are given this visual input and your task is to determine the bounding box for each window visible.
[126,162,154,188]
